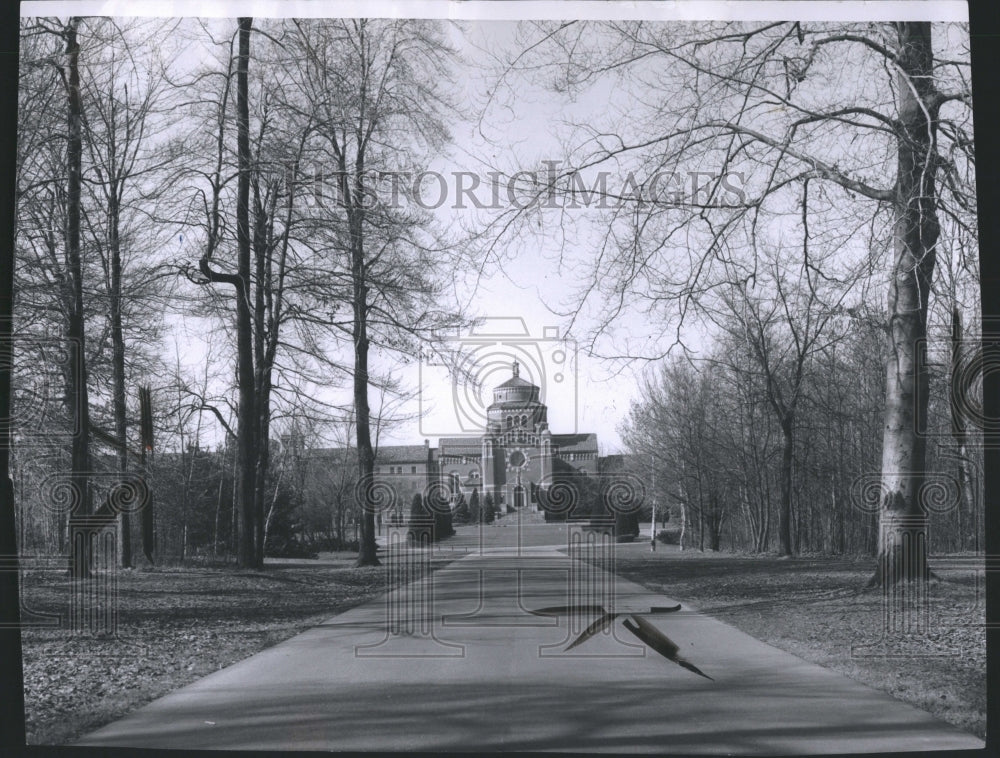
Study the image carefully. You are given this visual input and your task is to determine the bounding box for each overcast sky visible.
[20,1,971,456]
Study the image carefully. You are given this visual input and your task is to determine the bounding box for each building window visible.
[411,466,417,474]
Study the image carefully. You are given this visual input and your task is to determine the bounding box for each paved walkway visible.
[79,541,984,753]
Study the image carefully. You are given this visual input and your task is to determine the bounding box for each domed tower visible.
[481,361,551,509]
[485,360,547,434]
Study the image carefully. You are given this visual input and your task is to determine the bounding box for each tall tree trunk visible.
[836,424,847,554]
[138,385,154,564]
[252,202,268,568]
[709,493,722,551]
[197,18,257,568]
[213,449,225,558]
[234,17,258,569]
[677,460,687,551]
[65,18,93,578]
[253,391,269,567]
[1,8,26,743]
[755,448,770,552]
[678,501,686,551]
[262,462,284,554]
[179,443,189,562]
[345,88,379,566]
[873,22,940,586]
[230,447,238,559]
[352,227,379,566]
[109,192,131,568]
[762,472,773,552]
[697,476,705,552]
[950,308,975,553]
[779,414,794,556]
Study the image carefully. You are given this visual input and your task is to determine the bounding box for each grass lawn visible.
[598,544,986,739]
[19,551,453,745]
[17,526,986,745]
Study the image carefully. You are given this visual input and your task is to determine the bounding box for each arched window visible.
[521,414,528,426]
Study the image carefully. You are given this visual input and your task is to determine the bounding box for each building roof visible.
[308,444,432,464]
[303,447,354,463]
[488,399,544,410]
[376,444,432,463]
[438,437,483,456]
[496,375,536,389]
[494,360,538,391]
[550,433,599,453]
[441,433,597,455]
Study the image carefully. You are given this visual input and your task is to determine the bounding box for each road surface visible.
[79,528,984,753]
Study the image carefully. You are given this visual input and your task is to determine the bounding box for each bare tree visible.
[181,18,370,568]
[20,16,98,577]
[706,214,858,556]
[1,10,26,748]
[487,20,974,584]
[78,18,177,567]
[284,18,468,565]
[191,18,258,568]
[622,357,734,552]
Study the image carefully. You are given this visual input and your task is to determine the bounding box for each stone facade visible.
[438,361,597,510]
[311,362,599,512]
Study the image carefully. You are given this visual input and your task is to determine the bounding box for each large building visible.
[315,361,600,513]
[437,360,598,510]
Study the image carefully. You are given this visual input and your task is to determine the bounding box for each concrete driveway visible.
[78,541,984,753]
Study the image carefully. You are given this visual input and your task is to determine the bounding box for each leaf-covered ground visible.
[601,546,986,739]
[18,538,986,744]
[19,552,451,745]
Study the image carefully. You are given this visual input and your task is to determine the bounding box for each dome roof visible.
[502,360,534,385]
[489,360,541,408]
[497,374,535,389]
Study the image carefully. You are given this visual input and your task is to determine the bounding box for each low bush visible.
[657,528,681,545]
[266,538,320,559]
